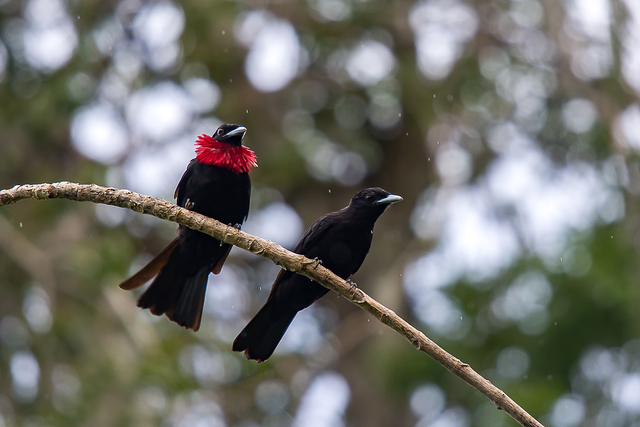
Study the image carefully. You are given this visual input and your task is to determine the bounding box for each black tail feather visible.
[136,247,208,331]
[233,300,297,362]
[167,269,209,331]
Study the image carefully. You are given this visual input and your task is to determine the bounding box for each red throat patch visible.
[195,134,258,174]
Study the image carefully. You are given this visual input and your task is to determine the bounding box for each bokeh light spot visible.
[126,81,194,142]
[242,14,300,92]
[410,383,446,422]
[345,40,395,86]
[10,350,40,402]
[496,347,530,379]
[70,102,128,164]
[563,98,598,133]
[294,372,350,427]
[550,394,586,427]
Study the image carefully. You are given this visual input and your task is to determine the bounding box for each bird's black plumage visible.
[119,124,253,331]
[232,187,402,362]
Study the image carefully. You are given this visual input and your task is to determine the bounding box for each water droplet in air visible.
[222,30,225,35]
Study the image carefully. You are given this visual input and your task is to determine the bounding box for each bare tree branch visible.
[0,182,545,427]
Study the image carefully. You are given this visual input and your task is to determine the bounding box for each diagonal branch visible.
[0,182,544,427]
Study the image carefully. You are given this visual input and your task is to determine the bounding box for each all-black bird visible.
[233,187,402,362]
[119,123,257,331]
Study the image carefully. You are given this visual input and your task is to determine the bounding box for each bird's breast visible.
[329,241,352,266]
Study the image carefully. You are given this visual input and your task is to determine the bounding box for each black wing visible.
[292,212,339,254]
[174,158,197,207]
[262,214,337,298]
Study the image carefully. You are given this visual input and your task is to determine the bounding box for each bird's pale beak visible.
[225,126,247,139]
[375,194,403,205]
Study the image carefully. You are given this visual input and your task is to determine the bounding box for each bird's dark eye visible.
[217,128,224,135]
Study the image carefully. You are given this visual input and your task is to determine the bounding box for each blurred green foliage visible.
[1,0,640,426]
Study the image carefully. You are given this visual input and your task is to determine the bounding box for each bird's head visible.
[195,123,257,173]
[349,187,403,213]
[211,123,247,146]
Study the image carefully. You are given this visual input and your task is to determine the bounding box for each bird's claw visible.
[184,199,195,210]
[312,257,322,269]
[347,279,357,290]
[230,223,242,230]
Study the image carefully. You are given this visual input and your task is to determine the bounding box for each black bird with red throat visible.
[120,123,257,331]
